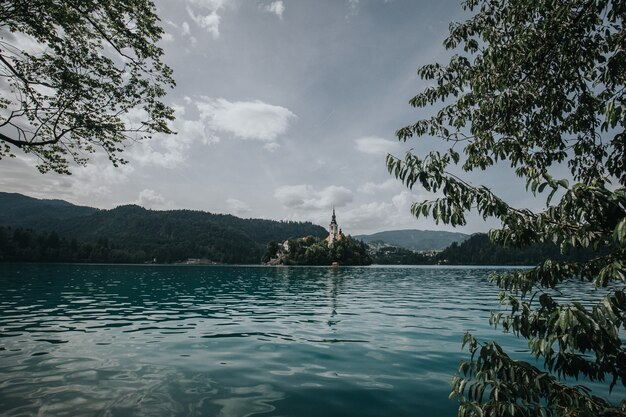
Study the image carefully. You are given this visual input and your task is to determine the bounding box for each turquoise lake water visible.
[0,264,619,416]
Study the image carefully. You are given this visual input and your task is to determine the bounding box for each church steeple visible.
[327,207,339,247]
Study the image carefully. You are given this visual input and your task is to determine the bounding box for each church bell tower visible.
[328,207,339,246]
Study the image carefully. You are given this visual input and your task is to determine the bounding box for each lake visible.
[0,264,612,416]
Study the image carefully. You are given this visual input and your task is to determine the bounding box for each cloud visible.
[346,0,360,18]
[197,98,296,141]
[337,190,429,233]
[354,136,401,156]
[347,0,391,15]
[70,161,135,199]
[391,190,418,211]
[138,189,165,208]
[357,179,399,194]
[275,184,354,210]
[263,1,285,19]
[184,0,226,38]
[187,7,221,38]
[186,0,225,8]
[181,21,191,36]
[263,142,280,152]
[161,32,175,43]
[310,189,441,234]
[226,198,252,215]
[127,103,216,168]
[341,201,395,230]
[127,96,292,168]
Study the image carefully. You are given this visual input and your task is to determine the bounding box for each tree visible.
[387,0,626,415]
[0,0,175,174]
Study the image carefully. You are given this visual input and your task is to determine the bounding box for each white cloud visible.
[263,142,280,152]
[70,161,135,199]
[138,189,165,208]
[198,98,296,141]
[226,198,252,215]
[264,1,285,19]
[337,190,427,233]
[341,201,395,230]
[128,104,214,168]
[391,190,417,211]
[187,7,221,38]
[187,0,225,8]
[161,32,175,43]
[0,146,134,207]
[181,21,191,36]
[184,0,226,38]
[354,136,401,156]
[275,184,354,210]
[127,96,292,168]
[358,179,399,194]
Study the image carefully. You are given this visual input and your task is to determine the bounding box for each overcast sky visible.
[0,0,539,235]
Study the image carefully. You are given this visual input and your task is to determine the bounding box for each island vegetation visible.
[262,235,371,266]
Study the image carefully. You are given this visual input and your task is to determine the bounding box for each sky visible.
[0,0,540,235]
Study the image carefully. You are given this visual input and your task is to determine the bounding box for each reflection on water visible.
[0,264,613,416]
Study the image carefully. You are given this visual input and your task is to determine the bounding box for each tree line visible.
[369,233,599,266]
[262,236,372,266]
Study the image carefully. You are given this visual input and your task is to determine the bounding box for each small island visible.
[262,209,371,266]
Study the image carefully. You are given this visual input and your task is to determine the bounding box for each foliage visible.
[263,235,372,266]
[370,245,434,265]
[261,240,280,264]
[388,0,626,415]
[356,229,470,251]
[330,236,372,265]
[0,191,97,226]
[367,235,598,265]
[0,193,328,264]
[0,0,175,174]
[438,233,600,266]
[0,226,149,263]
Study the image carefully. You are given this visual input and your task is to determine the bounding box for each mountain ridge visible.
[0,192,327,263]
[355,229,470,251]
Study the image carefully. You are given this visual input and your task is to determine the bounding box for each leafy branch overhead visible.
[388,0,626,415]
[0,0,175,174]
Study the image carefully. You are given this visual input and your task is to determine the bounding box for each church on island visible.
[325,208,345,247]
[264,207,371,266]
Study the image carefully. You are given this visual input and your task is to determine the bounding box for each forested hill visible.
[0,192,326,264]
[438,233,598,266]
[0,192,97,227]
[355,229,470,251]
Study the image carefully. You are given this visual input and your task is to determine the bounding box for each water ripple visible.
[0,264,619,417]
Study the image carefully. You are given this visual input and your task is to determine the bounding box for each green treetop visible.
[0,0,175,174]
[388,0,626,415]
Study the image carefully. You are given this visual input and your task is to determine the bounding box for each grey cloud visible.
[263,1,285,19]
[138,189,166,208]
[128,96,294,168]
[226,198,252,215]
[354,137,401,156]
[275,185,354,210]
